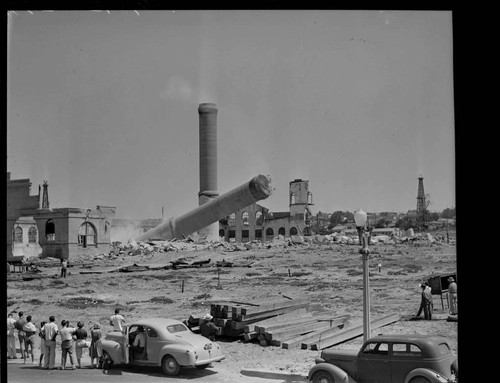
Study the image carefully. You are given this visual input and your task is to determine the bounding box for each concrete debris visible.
[19,230,453,272]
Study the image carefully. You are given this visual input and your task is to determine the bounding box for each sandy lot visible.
[7,230,457,377]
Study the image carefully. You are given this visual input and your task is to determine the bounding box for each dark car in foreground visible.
[308,334,457,383]
[100,317,225,376]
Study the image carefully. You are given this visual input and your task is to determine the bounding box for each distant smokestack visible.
[198,103,219,240]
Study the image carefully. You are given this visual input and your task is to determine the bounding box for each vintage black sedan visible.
[308,334,457,383]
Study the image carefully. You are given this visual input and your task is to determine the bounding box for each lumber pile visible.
[187,298,400,351]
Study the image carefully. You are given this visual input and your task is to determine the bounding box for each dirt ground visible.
[6,229,457,378]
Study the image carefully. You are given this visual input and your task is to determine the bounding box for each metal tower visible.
[416,175,425,214]
[42,180,50,209]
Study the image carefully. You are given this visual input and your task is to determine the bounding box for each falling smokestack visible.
[198,103,219,241]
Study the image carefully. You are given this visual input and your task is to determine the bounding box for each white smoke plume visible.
[110,221,144,243]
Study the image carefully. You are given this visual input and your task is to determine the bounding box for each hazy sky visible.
[7,10,455,220]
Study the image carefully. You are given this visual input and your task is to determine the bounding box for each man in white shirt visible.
[41,316,59,369]
[7,313,17,359]
[110,308,125,332]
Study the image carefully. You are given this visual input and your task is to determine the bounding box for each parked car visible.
[100,317,225,376]
[308,334,458,383]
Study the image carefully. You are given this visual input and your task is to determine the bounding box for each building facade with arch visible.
[7,172,115,262]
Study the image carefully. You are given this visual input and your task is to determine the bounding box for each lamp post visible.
[354,209,371,343]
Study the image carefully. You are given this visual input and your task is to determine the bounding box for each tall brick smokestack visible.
[198,103,219,241]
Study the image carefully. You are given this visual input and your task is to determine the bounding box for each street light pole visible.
[354,209,371,343]
[360,232,371,343]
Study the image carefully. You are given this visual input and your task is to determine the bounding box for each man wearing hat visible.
[448,276,457,315]
[200,314,219,341]
[416,282,433,319]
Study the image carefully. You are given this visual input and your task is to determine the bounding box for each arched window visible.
[46,219,55,242]
[278,227,286,236]
[255,211,263,226]
[13,227,23,243]
[266,228,274,241]
[290,193,295,205]
[228,213,236,227]
[78,222,97,248]
[28,227,37,243]
[242,211,249,226]
[219,229,225,238]
[308,191,313,204]
[290,227,298,236]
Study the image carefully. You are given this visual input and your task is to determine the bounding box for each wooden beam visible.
[265,317,347,341]
[281,324,346,349]
[239,298,310,316]
[305,314,399,350]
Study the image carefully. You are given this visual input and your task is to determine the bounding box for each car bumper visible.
[194,355,225,366]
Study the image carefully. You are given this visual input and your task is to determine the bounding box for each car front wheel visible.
[409,377,431,383]
[312,370,335,383]
[161,355,180,376]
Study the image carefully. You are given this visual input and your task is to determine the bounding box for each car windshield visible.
[166,324,188,334]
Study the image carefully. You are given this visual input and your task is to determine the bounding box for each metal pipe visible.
[134,174,272,242]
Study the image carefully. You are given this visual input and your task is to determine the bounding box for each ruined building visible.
[219,178,314,242]
[6,172,115,262]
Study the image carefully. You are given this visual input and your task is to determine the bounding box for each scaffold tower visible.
[42,180,50,209]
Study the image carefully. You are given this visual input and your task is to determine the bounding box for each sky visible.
[7,10,455,220]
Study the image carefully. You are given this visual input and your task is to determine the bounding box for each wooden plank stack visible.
[189,299,400,351]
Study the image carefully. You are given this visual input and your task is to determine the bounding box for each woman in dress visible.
[38,321,46,367]
[89,323,103,368]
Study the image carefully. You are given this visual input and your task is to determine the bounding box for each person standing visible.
[419,283,433,320]
[23,315,37,364]
[60,258,68,278]
[448,277,458,315]
[41,316,58,370]
[38,321,46,367]
[15,311,27,359]
[110,308,125,332]
[89,323,103,368]
[7,313,17,359]
[74,321,88,368]
[59,320,76,370]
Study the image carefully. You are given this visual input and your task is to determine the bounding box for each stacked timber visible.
[207,297,320,338]
[189,299,400,351]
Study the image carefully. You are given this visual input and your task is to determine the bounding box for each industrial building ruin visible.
[6,172,115,262]
[219,178,314,242]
